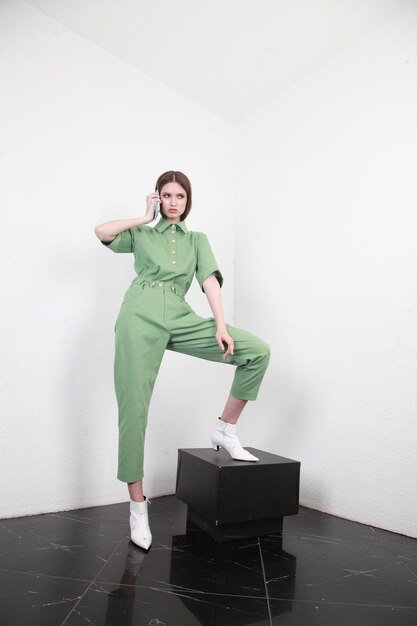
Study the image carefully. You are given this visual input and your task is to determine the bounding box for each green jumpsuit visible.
[101,216,271,482]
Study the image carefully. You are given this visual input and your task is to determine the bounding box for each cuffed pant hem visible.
[117,473,144,483]
[230,388,258,402]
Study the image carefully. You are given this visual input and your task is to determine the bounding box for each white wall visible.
[0,0,235,517]
[1,0,415,540]
[234,2,417,538]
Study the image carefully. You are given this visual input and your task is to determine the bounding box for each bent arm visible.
[95,192,159,241]
[94,215,151,242]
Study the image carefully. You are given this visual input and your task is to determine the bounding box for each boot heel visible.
[212,444,220,451]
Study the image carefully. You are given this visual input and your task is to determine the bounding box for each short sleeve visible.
[100,228,134,253]
[195,232,224,292]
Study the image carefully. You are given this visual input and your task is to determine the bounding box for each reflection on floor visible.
[0,495,416,625]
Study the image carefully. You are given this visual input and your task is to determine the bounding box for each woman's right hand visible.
[94,194,160,238]
[145,191,160,223]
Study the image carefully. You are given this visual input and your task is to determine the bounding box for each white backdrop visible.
[0,0,235,517]
[234,3,417,538]
[1,0,416,539]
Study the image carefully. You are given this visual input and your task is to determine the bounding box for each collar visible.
[155,216,189,234]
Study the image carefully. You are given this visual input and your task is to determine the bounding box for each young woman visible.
[94,170,271,550]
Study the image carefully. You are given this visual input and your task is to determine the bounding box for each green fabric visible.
[102,215,223,293]
[101,217,271,483]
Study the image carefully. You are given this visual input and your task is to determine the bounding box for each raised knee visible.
[257,339,271,361]
[264,342,271,361]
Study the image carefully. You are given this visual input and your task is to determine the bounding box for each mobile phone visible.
[153,191,160,221]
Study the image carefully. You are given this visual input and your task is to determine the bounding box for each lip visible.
[169,209,177,212]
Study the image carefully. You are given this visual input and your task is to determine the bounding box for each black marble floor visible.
[0,495,416,626]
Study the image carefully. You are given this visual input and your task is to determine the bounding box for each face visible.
[159,181,187,223]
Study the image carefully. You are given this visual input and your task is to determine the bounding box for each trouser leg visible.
[114,298,168,483]
[167,309,271,401]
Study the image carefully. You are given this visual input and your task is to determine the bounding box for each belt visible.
[135,279,185,299]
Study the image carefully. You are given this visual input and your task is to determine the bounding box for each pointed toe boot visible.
[210,417,259,462]
[129,496,152,550]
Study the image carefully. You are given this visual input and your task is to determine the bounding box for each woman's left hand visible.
[215,325,234,359]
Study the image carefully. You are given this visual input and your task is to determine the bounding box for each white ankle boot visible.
[129,496,152,550]
[211,417,259,462]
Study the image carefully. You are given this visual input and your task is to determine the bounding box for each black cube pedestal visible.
[176,447,300,542]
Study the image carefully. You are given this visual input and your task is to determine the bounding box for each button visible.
[172,260,176,264]
[158,283,163,287]
[151,282,155,286]
[171,239,176,243]
[172,250,176,254]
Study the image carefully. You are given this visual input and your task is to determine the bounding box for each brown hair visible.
[155,170,192,221]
